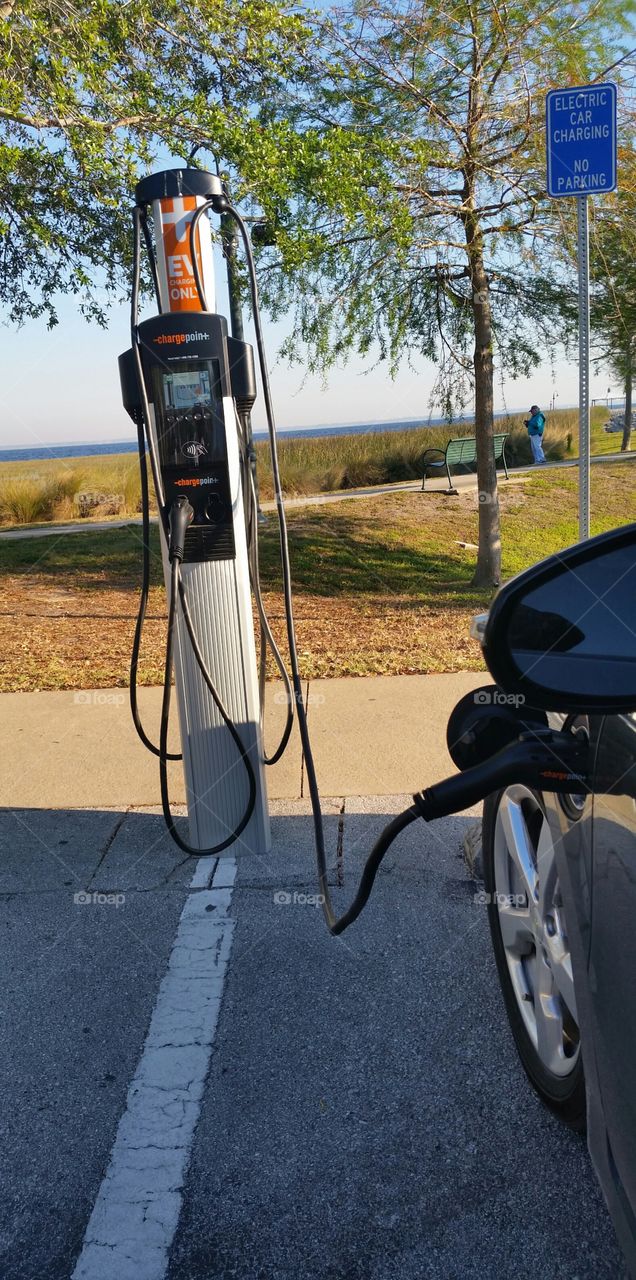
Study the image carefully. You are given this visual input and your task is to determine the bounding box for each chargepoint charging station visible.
[120,169,270,856]
[120,166,593,935]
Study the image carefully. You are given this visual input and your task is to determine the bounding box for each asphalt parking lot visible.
[0,796,626,1280]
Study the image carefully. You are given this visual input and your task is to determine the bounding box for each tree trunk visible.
[465,232,501,587]
[462,28,501,590]
[622,350,632,452]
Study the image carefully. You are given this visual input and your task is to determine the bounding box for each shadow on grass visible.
[0,524,164,591]
[0,517,494,609]
[258,519,490,603]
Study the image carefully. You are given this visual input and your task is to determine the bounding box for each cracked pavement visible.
[0,798,627,1280]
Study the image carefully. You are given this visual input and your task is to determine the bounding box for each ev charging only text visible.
[168,253,199,304]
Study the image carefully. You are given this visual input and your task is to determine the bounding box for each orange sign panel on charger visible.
[152,195,216,314]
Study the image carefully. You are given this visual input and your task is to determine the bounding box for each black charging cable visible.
[237,411,294,765]
[128,403,181,760]
[189,195,422,932]
[413,730,591,821]
[190,209,295,767]
[129,207,180,760]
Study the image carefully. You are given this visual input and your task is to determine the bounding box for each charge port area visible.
[559,714,590,820]
[205,494,226,523]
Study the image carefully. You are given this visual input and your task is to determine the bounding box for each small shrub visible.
[0,471,82,524]
[75,492,100,518]
[0,479,51,524]
[341,459,385,489]
[119,463,142,515]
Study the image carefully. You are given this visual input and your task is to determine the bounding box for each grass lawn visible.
[0,461,634,692]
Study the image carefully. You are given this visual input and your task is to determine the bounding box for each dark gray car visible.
[463,522,636,1274]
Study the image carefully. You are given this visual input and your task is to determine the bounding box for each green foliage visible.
[247,0,633,407]
[0,0,310,325]
[0,0,633,579]
[589,149,636,389]
[236,0,633,584]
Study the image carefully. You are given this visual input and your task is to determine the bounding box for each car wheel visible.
[483,785,586,1130]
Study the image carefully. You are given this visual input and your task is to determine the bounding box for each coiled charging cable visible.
[190,197,420,933]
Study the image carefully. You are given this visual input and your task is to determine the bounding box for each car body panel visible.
[533,713,636,1275]
[587,714,636,1262]
[470,525,636,1272]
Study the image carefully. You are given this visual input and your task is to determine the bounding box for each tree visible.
[246,0,631,585]
[590,160,636,452]
[0,0,308,326]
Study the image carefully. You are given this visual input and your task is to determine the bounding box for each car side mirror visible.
[482,523,636,714]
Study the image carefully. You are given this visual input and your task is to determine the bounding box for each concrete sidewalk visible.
[0,672,486,810]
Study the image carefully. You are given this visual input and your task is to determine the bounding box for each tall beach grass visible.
[0,406,613,524]
[253,405,609,497]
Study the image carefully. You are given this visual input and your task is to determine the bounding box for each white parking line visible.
[71,857,237,1280]
[188,855,217,890]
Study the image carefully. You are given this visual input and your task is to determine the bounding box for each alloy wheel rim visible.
[493,785,580,1078]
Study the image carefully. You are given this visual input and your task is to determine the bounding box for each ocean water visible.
[0,415,474,464]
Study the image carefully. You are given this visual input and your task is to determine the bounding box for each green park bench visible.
[421,432,509,494]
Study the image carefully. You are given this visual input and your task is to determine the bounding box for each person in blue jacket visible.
[525,404,546,464]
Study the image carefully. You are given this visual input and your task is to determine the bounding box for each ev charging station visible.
[118,165,594,935]
[120,168,270,855]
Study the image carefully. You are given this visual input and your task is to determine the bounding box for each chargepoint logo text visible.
[153,332,208,347]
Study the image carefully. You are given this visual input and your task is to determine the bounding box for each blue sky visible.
[0,267,614,451]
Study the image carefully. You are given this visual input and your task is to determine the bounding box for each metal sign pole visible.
[577,194,590,541]
[546,83,617,542]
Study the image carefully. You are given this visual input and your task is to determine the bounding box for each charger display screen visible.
[163,369,213,411]
[152,358,225,468]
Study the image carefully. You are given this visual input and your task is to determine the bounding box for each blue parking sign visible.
[546,83,617,198]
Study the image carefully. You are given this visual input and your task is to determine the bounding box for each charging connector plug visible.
[168,497,194,563]
[413,729,591,822]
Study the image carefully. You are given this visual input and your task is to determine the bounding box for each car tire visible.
[483,787,586,1131]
